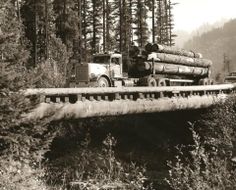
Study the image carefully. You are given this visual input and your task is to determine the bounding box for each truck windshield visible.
[93,55,110,64]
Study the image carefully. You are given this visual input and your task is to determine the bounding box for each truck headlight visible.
[90,73,96,79]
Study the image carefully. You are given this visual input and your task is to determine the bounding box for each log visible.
[152,44,202,58]
[138,62,209,76]
[145,43,153,52]
[129,45,140,58]
[147,52,212,68]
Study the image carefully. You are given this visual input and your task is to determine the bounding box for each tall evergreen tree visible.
[167,0,177,46]
[0,1,57,188]
[79,0,92,61]
[0,1,29,67]
[133,0,149,48]
[53,0,79,53]
[146,0,156,43]
[155,0,176,46]
[112,0,133,54]
[91,0,102,54]
[21,0,68,86]
[105,0,114,52]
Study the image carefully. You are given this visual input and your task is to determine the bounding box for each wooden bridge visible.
[24,83,235,120]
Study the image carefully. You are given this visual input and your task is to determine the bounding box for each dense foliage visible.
[0,1,61,189]
[167,98,236,189]
[46,134,148,189]
[2,0,236,189]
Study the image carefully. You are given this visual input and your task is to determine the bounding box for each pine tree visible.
[133,0,149,48]
[53,0,79,50]
[105,0,114,52]
[91,0,102,54]
[156,0,176,46]
[112,0,133,54]
[21,0,68,86]
[167,0,177,46]
[81,0,92,61]
[0,1,57,188]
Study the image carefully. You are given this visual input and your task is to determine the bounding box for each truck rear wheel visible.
[209,79,214,85]
[199,78,209,85]
[157,78,167,86]
[97,77,109,87]
[148,77,157,87]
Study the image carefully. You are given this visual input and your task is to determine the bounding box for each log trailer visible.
[71,44,213,87]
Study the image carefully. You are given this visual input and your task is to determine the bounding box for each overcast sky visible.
[173,0,236,32]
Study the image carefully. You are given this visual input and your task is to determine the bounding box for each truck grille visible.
[76,64,89,82]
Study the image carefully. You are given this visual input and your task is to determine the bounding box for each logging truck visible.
[224,72,236,83]
[71,44,213,87]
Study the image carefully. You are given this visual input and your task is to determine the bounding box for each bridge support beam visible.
[25,94,227,121]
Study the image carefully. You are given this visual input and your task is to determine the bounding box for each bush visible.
[46,134,148,190]
[0,1,59,188]
[167,98,236,190]
[167,128,236,190]
[0,158,48,190]
[196,97,236,158]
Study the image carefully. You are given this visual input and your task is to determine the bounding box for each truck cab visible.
[74,53,123,87]
[224,71,236,83]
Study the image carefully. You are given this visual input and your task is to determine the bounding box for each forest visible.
[0,0,175,86]
[1,0,236,189]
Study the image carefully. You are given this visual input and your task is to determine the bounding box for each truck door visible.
[110,57,122,78]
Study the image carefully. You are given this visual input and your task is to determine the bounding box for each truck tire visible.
[157,78,167,86]
[199,78,209,85]
[209,79,214,85]
[97,77,109,87]
[148,77,157,87]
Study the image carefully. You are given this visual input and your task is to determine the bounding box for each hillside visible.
[174,30,191,48]
[183,19,236,82]
[174,19,227,48]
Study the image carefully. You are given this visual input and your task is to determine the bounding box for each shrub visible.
[46,134,148,190]
[0,1,59,188]
[0,158,48,190]
[167,128,236,190]
[167,98,236,190]
[196,97,236,158]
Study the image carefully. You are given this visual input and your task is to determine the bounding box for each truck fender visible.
[97,75,112,87]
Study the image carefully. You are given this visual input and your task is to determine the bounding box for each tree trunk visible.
[138,61,209,76]
[34,0,37,66]
[44,0,48,59]
[119,0,122,52]
[152,0,155,43]
[62,0,67,46]
[105,0,110,51]
[148,52,212,68]
[103,0,106,52]
[153,44,202,58]
[78,0,82,62]
[82,0,87,61]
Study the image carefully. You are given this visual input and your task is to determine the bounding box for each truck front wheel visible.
[97,77,110,87]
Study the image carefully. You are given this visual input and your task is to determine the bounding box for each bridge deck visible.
[25,83,235,96]
[24,83,235,120]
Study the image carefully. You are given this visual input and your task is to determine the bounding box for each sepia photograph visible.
[1,0,236,189]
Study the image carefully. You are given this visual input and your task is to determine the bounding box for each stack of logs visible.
[129,43,212,77]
